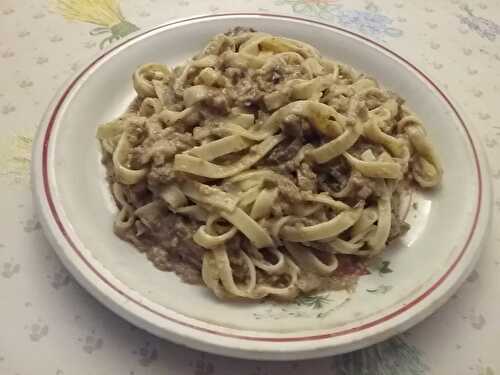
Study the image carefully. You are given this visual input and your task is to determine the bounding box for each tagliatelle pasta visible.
[97,28,442,301]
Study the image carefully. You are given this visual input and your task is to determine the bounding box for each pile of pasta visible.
[98,30,442,300]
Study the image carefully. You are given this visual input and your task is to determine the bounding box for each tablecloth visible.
[1,0,499,374]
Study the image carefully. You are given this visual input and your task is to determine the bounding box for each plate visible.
[32,14,492,360]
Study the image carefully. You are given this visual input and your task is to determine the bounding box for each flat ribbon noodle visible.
[309,121,362,163]
[281,207,362,242]
[112,133,147,185]
[363,119,407,157]
[187,135,254,161]
[343,152,403,179]
[220,207,274,248]
[367,197,392,254]
[193,225,238,249]
[211,246,257,298]
[180,180,239,212]
[133,63,170,97]
[399,116,443,187]
[285,242,338,275]
[249,247,287,275]
[112,183,135,233]
[173,134,284,179]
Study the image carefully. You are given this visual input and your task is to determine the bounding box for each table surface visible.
[1,0,499,374]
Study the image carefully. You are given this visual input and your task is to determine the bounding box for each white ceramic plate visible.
[32,14,492,360]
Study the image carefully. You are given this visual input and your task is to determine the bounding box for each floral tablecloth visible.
[1,0,499,374]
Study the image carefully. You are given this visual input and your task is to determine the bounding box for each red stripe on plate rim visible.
[41,13,483,343]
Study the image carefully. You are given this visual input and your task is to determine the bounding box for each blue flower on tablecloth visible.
[331,336,430,375]
[274,0,403,40]
[458,5,500,42]
[335,8,402,38]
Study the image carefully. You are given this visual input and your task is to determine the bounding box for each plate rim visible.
[32,13,492,359]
